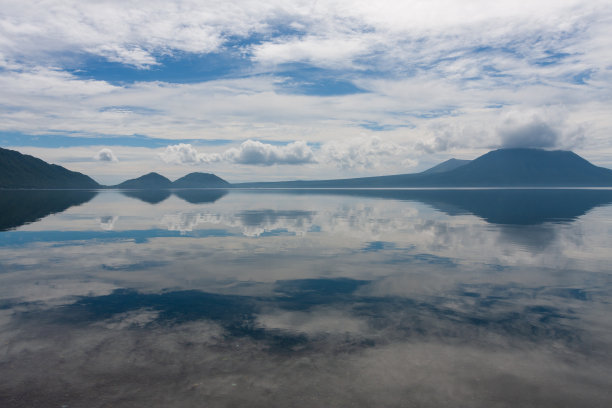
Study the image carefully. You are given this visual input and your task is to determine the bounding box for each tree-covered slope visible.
[0,147,99,189]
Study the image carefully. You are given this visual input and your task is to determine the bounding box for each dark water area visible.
[1,189,612,407]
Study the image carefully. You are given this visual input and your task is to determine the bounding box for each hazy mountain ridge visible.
[420,158,471,175]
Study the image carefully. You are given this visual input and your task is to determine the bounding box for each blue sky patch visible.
[71,50,253,85]
[570,69,594,85]
[0,131,232,148]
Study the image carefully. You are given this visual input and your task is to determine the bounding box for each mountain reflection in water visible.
[0,189,97,231]
[120,188,228,205]
[238,188,612,225]
[1,188,612,407]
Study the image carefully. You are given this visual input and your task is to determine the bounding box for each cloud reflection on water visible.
[1,189,612,406]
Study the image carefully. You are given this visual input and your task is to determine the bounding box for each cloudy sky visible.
[1,0,611,184]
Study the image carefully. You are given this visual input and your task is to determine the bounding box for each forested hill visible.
[0,147,99,189]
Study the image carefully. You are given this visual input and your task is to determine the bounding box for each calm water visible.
[1,189,612,407]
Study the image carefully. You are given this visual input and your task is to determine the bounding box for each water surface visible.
[1,189,612,407]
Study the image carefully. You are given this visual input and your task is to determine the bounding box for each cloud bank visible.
[496,110,587,150]
[160,137,414,171]
[160,140,316,166]
[499,119,559,149]
[321,136,410,170]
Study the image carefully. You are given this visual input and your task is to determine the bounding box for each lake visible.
[1,188,612,407]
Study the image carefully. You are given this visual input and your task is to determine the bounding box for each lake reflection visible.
[1,189,612,407]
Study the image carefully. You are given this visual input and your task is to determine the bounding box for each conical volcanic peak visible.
[434,148,612,187]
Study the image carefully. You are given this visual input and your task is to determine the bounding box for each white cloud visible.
[159,143,220,165]
[90,44,159,69]
[161,140,315,166]
[160,138,414,170]
[94,148,119,162]
[1,0,609,75]
[321,136,410,170]
[252,35,374,69]
[224,140,315,165]
[0,0,243,68]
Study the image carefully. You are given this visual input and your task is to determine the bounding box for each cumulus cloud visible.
[94,148,118,162]
[160,138,416,170]
[415,136,454,154]
[224,140,315,165]
[160,140,316,166]
[320,136,409,170]
[159,143,221,165]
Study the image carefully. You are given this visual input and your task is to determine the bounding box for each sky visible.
[1,0,611,184]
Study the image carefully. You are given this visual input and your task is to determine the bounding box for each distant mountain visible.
[427,148,612,187]
[173,172,230,188]
[0,147,99,189]
[114,172,172,189]
[234,148,612,188]
[420,158,470,174]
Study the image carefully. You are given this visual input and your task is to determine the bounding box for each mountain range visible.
[233,148,612,188]
[2,146,612,189]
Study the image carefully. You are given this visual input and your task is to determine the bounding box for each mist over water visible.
[1,189,612,407]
